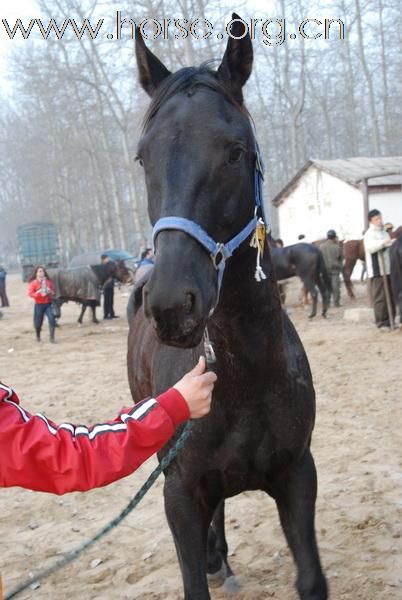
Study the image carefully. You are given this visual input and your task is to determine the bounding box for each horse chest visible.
[182,412,301,498]
[222,428,292,490]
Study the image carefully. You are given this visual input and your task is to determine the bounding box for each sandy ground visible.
[1,272,401,600]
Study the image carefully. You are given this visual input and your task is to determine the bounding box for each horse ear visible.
[217,13,253,103]
[135,28,171,97]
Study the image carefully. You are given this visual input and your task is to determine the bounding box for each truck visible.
[17,222,60,281]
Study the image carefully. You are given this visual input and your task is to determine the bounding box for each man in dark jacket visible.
[320,230,343,307]
[0,265,9,307]
[101,254,118,319]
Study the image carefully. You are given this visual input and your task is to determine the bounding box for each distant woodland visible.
[1,0,401,264]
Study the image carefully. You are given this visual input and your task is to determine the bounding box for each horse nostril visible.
[143,287,151,317]
[183,292,195,315]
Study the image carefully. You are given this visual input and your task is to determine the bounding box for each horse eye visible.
[228,146,244,165]
[135,155,144,167]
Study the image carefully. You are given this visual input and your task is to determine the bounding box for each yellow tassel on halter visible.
[250,218,267,282]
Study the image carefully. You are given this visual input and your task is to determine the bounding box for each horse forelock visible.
[142,64,250,131]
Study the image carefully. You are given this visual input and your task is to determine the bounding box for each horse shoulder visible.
[127,307,156,401]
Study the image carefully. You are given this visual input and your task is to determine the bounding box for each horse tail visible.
[317,250,332,294]
[390,238,402,315]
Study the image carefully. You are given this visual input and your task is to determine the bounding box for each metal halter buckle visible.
[203,328,216,365]
[211,243,225,269]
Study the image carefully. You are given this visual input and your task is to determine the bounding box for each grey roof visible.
[273,157,402,206]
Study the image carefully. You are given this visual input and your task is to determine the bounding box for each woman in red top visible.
[0,357,216,494]
[27,265,56,343]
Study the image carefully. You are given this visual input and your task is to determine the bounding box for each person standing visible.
[28,266,56,343]
[134,248,155,283]
[363,209,395,330]
[0,265,9,307]
[101,254,118,319]
[320,230,343,307]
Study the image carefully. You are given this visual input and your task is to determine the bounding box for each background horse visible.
[270,241,331,318]
[51,259,131,324]
[127,19,327,600]
[342,239,365,298]
[390,233,402,326]
[343,226,402,299]
[388,225,402,239]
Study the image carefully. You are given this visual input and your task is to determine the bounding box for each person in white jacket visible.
[363,209,395,330]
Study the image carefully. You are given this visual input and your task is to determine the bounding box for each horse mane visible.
[90,262,114,280]
[143,63,250,130]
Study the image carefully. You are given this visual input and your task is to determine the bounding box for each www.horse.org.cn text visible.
[1,14,345,45]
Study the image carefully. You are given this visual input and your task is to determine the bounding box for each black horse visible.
[127,18,327,600]
[390,233,402,326]
[52,260,132,324]
[270,242,332,318]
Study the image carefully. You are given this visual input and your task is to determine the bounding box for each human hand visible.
[173,356,217,419]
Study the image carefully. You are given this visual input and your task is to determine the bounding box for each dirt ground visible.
[1,272,401,600]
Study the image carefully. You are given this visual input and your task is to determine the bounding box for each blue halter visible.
[152,142,266,295]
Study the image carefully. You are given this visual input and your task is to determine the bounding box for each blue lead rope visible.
[4,422,193,600]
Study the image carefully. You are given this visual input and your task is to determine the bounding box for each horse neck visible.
[211,246,284,368]
[92,263,113,285]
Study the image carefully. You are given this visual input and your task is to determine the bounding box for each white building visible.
[273,157,402,244]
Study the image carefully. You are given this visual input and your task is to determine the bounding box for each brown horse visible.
[343,226,402,298]
[389,225,402,239]
[342,240,365,298]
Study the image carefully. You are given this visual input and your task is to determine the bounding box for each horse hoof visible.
[224,575,240,595]
[207,562,227,588]
[308,314,316,319]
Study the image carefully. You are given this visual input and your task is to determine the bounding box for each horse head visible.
[92,260,133,285]
[113,259,134,284]
[135,15,258,348]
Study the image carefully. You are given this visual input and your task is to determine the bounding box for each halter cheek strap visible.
[153,215,257,293]
[152,142,267,297]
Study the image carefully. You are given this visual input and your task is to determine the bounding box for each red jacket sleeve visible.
[0,383,189,495]
[27,280,40,299]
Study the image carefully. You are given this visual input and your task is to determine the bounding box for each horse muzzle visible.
[143,280,210,348]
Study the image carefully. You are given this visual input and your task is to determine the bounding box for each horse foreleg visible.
[77,303,86,325]
[272,449,328,600]
[304,281,318,318]
[164,476,211,600]
[316,277,330,318]
[298,284,309,307]
[342,263,355,299]
[92,304,99,324]
[207,501,239,594]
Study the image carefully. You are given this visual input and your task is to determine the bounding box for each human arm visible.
[0,359,215,495]
[337,246,343,268]
[46,279,55,296]
[364,233,393,254]
[27,280,41,299]
[27,279,54,300]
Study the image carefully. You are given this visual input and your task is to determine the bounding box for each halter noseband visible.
[152,141,267,296]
